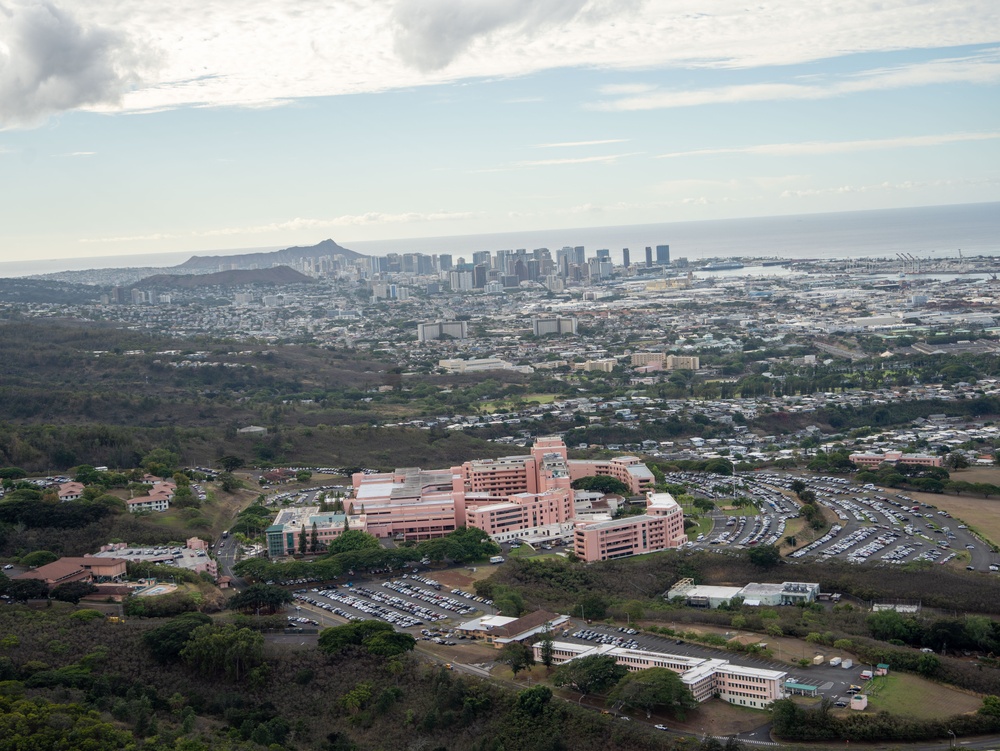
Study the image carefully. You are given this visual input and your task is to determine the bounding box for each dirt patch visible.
[433,567,494,590]
[669,700,771,736]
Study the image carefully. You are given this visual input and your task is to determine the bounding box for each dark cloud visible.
[392,0,589,72]
[0,1,154,128]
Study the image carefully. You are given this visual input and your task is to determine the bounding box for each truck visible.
[860,669,873,681]
[841,659,853,669]
[812,655,825,665]
[489,556,505,564]
[829,657,842,667]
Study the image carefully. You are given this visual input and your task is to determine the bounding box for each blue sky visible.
[1,0,998,262]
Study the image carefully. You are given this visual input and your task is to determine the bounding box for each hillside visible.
[177,239,365,271]
[136,266,314,288]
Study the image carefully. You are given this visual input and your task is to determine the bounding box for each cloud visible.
[79,211,477,244]
[656,131,1000,158]
[391,0,589,72]
[78,232,177,243]
[475,151,641,171]
[780,176,1000,198]
[0,0,156,128]
[519,152,640,166]
[194,211,476,238]
[535,138,628,148]
[9,1,1000,117]
[593,48,1000,110]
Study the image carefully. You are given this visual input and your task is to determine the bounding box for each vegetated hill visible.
[135,265,314,288]
[0,278,101,304]
[0,606,674,751]
[176,238,365,271]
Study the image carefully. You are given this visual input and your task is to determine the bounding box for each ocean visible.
[2,202,997,278]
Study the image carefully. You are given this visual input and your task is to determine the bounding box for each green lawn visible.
[861,673,981,720]
[685,515,714,540]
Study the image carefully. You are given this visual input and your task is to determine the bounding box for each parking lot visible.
[289,574,492,635]
[674,471,999,571]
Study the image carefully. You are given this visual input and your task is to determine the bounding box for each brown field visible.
[905,466,1000,546]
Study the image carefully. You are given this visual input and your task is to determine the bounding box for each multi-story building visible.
[532,316,578,337]
[573,493,687,563]
[849,451,942,468]
[532,641,786,710]
[264,438,671,556]
[631,352,665,366]
[567,455,655,495]
[665,354,700,370]
[573,492,686,563]
[417,321,468,342]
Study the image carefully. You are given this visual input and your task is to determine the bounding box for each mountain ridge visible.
[176,238,365,270]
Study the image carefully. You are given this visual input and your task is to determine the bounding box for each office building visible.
[573,492,685,562]
[533,316,578,337]
[417,321,468,342]
[656,244,671,265]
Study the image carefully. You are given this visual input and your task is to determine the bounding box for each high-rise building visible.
[472,250,492,269]
[596,248,610,261]
[532,316,578,337]
[438,254,453,271]
[622,248,630,267]
[645,246,653,267]
[656,244,671,265]
[573,246,586,267]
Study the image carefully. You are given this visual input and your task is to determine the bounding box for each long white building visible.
[534,640,786,710]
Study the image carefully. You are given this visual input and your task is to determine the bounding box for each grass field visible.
[860,673,982,720]
[480,393,558,411]
[685,515,714,540]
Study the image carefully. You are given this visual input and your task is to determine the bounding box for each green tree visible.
[363,630,416,657]
[180,623,265,681]
[945,452,970,470]
[310,521,320,553]
[218,472,243,493]
[498,642,535,676]
[318,621,395,655]
[141,448,179,478]
[227,583,293,614]
[570,475,632,495]
[298,525,307,555]
[50,581,98,604]
[327,529,380,556]
[608,667,697,719]
[578,592,609,620]
[4,578,49,602]
[539,628,555,669]
[980,695,1000,717]
[142,612,213,662]
[218,455,244,472]
[19,550,58,568]
[517,685,553,716]
[552,654,627,701]
[747,545,782,569]
[916,652,941,677]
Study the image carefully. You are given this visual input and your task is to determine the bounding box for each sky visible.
[1,0,999,263]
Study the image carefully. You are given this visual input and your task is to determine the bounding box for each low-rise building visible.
[533,640,786,709]
[16,556,127,586]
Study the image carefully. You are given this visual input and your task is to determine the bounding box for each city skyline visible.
[1,0,998,263]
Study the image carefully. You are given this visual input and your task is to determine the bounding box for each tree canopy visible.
[608,667,696,718]
[552,655,627,699]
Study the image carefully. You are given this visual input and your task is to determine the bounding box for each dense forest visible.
[0,604,684,751]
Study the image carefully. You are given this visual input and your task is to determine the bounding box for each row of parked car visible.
[382,581,478,615]
[571,629,642,650]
